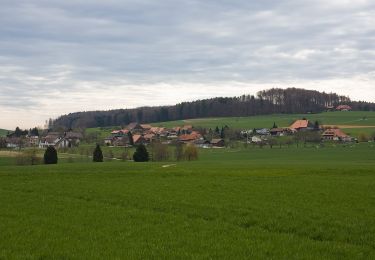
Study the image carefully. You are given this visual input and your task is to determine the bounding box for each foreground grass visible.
[0,145,375,259]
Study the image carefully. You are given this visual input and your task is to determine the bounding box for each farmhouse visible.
[126,123,144,132]
[322,128,352,142]
[289,120,313,131]
[132,134,145,145]
[270,128,290,136]
[336,105,352,111]
[211,138,225,147]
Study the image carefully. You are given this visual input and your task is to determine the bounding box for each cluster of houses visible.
[5,131,83,149]
[247,119,353,143]
[104,123,225,148]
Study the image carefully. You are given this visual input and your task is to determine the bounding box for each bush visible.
[151,142,170,161]
[184,145,198,161]
[358,133,369,142]
[133,144,149,162]
[93,144,103,162]
[44,146,58,164]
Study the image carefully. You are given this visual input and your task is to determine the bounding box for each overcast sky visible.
[1,0,375,129]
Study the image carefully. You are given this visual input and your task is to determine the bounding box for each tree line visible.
[51,88,375,129]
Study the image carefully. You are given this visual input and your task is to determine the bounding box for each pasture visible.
[1,144,375,259]
[153,111,375,134]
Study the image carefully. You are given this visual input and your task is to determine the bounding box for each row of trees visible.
[51,88,375,129]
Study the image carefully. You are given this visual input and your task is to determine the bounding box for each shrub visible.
[15,149,42,166]
[151,142,170,161]
[44,146,58,164]
[358,133,369,142]
[93,144,103,162]
[184,145,198,161]
[133,144,149,162]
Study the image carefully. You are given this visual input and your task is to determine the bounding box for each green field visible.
[1,144,375,259]
[0,129,9,137]
[152,111,375,132]
[85,111,375,140]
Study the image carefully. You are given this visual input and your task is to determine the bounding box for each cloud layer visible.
[1,0,375,128]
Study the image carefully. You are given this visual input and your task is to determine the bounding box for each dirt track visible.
[322,125,375,129]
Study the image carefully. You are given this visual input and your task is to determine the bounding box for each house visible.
[194,139,211,148]
[27,135,39,146]
[39,134,61,148]
[211,138,225,147]
[132,134,145,145]
[255,128,270,135]
[289,120,313,131]
[322,128,352,142]
[336,105,352,111]
[126,123,143,132]
[140,124,152,130]
[251,136,264,143]
[178,134,198,143]
[39,131,82,149]
[270,128,289,136]
[143,133,156,143]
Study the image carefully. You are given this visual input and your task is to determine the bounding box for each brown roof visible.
[290,120,309,130]
[211,138,224,144]
[179,134,199,142]
[322,128,349,138]
[132,134,143,144]
[140,124,152,129]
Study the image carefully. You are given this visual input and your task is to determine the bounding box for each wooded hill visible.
[52,88,375,129]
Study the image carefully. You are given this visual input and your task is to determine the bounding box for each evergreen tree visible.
[44,146,58,164]
[272,122,278,129]
[128,131,134,146]
[314,121,320,131]
[133,144,149,162]
[215,126,220,135]
[93,144,103,162]
[220,127,225,139]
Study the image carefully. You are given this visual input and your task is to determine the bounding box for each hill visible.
[52,88,375,129]
[0,129,9,137]
[152,111,375,129]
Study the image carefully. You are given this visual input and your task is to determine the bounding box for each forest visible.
[52,88,375,129]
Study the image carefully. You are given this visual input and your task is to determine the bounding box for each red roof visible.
[336,105,352,111]
[322,128,349,138]
[179,134,200,142]
[289,120,309,130]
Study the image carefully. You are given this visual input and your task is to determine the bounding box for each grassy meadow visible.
[85,111,375,139]
[0,128,9,137]
[152,111,375,136]
[1,144,375,259]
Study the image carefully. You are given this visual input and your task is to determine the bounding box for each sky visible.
[1,0,375,129]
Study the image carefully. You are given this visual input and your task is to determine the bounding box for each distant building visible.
[322,128,352,142]
[336,105,352,111]
[289,120,313,131]
[210,138,225,147]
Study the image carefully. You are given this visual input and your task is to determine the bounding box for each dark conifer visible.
[93,144,103,162]
[44,146,58,164]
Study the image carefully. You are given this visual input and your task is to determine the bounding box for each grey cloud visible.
[0,0,374,128]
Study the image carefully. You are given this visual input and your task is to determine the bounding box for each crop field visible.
[1,144,375,259]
